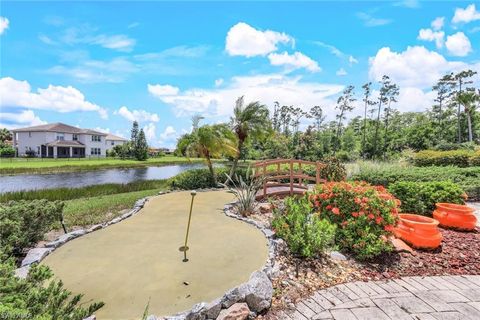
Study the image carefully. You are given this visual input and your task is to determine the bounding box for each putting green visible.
[42,191,269,319]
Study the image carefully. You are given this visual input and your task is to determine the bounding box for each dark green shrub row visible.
[388,181,466,216]
[351,166,480,200]
[170,167,249,190]
[433,142,477,151]
[0,179,170,202]
[0,200,64,255]
[0,257,103,319]
[412,150,479,167]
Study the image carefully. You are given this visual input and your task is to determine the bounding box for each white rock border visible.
[15,190,279,320]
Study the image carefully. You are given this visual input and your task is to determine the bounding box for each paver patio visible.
[280,275,480,320]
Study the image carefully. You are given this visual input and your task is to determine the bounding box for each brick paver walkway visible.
[280,275,480,320]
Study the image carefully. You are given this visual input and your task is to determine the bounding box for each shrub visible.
[412,150,474,167]
[0,257,103,319]
[0,146,15,157]
[222,173,263,217]
[388,181,466,216]
[351,165,480,200]
[272,197,336,258]
[433,142,476,151]
[309,182,399,260]
[470,150,480,167]
[303,157,347,182]
[170,167,249,190]
[0,200,64,255]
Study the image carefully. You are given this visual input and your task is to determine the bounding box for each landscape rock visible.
[391,238,414,254]
[222,283,250,308]
[245,271,273,313]
[258,203,273,214]
[186,302,207,320]
[145,316,157,320]
[87,224,103,233]
[45,229,86,248]
[21,248,52,267]
[205,298,222,319]
[14,265,30,279]
[82,316,96,320]
[329,251,347,261]
[216,303,250,320]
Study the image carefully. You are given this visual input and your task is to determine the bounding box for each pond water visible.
[0,163,207,193]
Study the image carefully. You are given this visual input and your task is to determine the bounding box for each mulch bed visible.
[249,203,480,318]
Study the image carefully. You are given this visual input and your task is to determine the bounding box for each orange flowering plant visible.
[308,181,400,260]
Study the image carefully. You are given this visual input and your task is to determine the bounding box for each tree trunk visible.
[457,81,463,143]
[466,107,473,142]
[362,99,367,159]
[229,139,244,182]
[373,100,383,158]
[206,154,216,186]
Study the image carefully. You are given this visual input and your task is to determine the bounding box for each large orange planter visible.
[433,203,477,231]
[393,214,442,249]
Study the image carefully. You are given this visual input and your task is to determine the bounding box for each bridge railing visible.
[252,159,326,199]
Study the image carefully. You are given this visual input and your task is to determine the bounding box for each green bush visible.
[0,146,15,157]
[170,167,249,190]
[0,200,63,255]
[303,157,347,182]
[310,182,399,260]
[470,150,480,166]
[412,150,474,167]
[433,142,477,151]
[388,181,466,216]
[272,196,336,258]
[351,165,480,200]
[0,257,103,319]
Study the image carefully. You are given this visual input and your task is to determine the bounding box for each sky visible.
[1,1,480,148]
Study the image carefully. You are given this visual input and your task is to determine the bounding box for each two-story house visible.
[12,123,108,158]
[105,134,128,151]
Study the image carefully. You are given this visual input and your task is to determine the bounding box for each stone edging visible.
[15,190,279,320]
[147,201,281,320]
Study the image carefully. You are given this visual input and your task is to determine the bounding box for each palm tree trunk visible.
[206,154,216,186]
[229,139,244,182]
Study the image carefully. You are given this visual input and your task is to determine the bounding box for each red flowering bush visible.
[309,181,400,260]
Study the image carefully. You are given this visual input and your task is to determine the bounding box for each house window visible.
[29,132,32,137]
[90,148,101,155]
[56,133,65,141]
[92,135,101,142]
[73,134,78,141]
[111,141,115,146]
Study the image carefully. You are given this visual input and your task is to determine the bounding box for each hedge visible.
[412,149,479,167]
[388,181,466,216]
[170,167,249,190]
[351,165,480,200]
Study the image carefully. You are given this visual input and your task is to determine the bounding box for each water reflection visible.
[0,163,207,193]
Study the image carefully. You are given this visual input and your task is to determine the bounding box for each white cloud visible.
[445,32,472,57]
[91,34,136,52]
[368,46,478,89]
[215,78,224,87]
[417,28,445,48]
[431,17,445,30]
[452,4,480,24]
[38,34,57,45]
[356,12,392,27]
[336,68,347,76]
[268,51,321,72]
[225,22,292,57]
[0,17,9,35]
[396,87,436,112]
[0,77,108,119]
[349,55,359,65]
[143,123,156,142]
[116,106,159,123]
[0,110,46,129]
[94,127,110,133]
[147,84,179,96]
[149,74,344,119]
[394,0,420,8]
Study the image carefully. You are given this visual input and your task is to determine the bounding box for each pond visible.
[0,163,207,193]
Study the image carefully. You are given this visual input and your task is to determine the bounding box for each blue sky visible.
[1,1,479,147]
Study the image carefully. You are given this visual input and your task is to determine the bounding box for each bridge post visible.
[316,161,320,184]
[263,161,267,198]
[289,160,293,195]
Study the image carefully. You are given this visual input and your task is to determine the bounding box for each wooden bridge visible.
[253,159,326,200]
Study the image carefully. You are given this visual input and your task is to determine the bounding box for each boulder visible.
[205,298,222,319]
[222,283,249,308]
[82,316,96,320]
[21,248,52,267]
[87,224,103,232]
[245,271,273,313]
[186,302,207,320]
[14,265,30,279]
[216,303,250,320]
[258,203,273,214]
[45,229,85,248]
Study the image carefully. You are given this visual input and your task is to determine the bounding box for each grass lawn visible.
[0,156,203,174]
[62,188,164,228]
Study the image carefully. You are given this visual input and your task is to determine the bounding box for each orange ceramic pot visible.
[393,214,442,249]
[433,203,477,231]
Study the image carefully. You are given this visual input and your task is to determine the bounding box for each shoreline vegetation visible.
[0,156,206,175]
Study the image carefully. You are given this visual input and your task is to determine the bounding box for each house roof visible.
[105,134,128,141]
[46,140,86,147]
[12,123,107,135]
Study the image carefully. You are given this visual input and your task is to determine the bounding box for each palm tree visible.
[229,96,270,177]
[186,124,237,185]
[457,91,478,142]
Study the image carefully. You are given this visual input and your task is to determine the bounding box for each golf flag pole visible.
[179,190,196,262]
